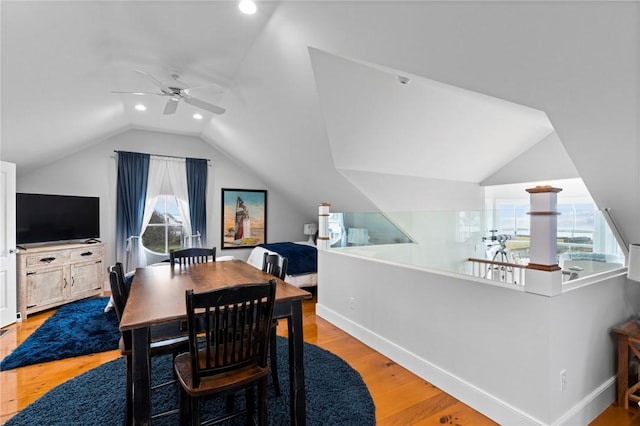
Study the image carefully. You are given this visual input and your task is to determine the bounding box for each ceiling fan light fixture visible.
[120,69,226,115]
[238,0,257,15]
[193,113,203,120]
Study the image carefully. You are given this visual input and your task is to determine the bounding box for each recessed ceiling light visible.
[134,104,147,111]
[238,0,257,15]
[193,113,203,120]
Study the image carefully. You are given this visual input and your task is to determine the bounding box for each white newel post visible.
[524,185,564,296]
[317,203,330,251]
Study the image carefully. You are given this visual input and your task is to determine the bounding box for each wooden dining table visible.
[119,260,313,426]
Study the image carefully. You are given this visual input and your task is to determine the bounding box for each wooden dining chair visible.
[108,265,190,424]
[174,280,277,426]
[261,253,288,396]
[170,247,217,266]
[262,253,288,281]
[110,262,129,298]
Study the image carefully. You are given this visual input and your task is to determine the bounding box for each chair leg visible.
[178,386,190,425]
[258,378,268,426]
[125,355,133,426]
[270,323,281,396]
[190,396,200,426]
[245,387,256,426]
[226,394,235,413]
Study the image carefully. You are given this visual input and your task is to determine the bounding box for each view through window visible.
[141,195,185,254]
[494,198,623,263]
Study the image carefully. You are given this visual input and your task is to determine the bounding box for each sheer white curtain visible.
[133,157,193,268]
[128,158,164,270]
[165,159,192,246]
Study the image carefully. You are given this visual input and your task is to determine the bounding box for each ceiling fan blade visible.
[183,95,226,115]
[135,70,173,92]
[183,84,224,95]
[163,98,180,115]
[112,91,169,96]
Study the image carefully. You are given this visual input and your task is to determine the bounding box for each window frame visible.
[141,195,187,255]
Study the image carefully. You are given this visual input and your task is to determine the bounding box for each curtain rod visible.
[113,150,210,162]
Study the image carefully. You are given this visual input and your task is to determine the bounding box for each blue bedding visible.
[258,242,317,275]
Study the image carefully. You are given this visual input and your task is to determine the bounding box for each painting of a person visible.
[234,197,250,241]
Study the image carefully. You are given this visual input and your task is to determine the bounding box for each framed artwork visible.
[221,188,267,249]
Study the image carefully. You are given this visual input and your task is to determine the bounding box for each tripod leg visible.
[497,249,515,282]
[486,250,501,280]
[494,250,511,281]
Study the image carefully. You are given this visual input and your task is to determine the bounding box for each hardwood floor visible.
[0,294,634,425]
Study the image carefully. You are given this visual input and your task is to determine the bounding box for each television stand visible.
[17,242,105,319]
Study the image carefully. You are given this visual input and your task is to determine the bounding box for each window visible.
[496,202,530,237]
[141,195,186,254]
[492,198,622,261]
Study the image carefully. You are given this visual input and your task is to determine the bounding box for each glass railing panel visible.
[327,212,413,248]
[327,208,624,282]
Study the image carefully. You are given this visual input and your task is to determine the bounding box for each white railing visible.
[468,258,576,285]
[468,257,527,285]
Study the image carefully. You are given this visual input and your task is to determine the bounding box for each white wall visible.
[484,178,593,203]
[316,250,638,425]
[195,1,640,246]
[339,170,485,213]
[482,132,580,186]
[16,129,309,285]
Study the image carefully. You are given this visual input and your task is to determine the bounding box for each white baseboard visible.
[550,377,615,426]
[315,303,614,426]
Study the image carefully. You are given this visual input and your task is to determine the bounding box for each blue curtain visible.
[186,158,208,247]
[116,151,150,270]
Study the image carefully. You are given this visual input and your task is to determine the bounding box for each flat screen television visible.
[16,193,100,245]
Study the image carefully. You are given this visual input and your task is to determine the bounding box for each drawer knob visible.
[40,257,56,263]
[81,251,93,257]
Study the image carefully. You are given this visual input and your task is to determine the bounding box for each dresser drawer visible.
[70,247,103,262]
[25,250,70,268]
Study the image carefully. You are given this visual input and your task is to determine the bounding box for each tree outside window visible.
[142,195,186,254]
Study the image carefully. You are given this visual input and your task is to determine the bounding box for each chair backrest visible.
[261,252,288,280]
[111,262,128,298]
[170,247,217,266]
[108,265,128,321]
[184,280,276,388]
[109,267,133,350]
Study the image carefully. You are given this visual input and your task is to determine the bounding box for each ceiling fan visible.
[113,70,226,115]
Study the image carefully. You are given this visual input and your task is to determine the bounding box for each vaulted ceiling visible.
[2,1,639,243]
[1,1,278,167]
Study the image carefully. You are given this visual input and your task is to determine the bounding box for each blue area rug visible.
[1,297,118,371]
[5,336,376,425]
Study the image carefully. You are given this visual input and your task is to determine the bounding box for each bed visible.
[246,241,317,288]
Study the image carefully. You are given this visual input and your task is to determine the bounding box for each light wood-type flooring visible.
[0,294,636,425]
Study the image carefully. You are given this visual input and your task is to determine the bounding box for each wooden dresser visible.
[16,242,105,319]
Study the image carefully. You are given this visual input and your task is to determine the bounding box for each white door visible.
[0,161,17,328]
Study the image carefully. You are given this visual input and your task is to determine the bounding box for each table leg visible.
[287,299,306,426]
[617,335,629,408]
[131,326,152,426]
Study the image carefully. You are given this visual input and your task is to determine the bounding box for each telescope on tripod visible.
[482,230,514,279]
[482,229,512,248]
